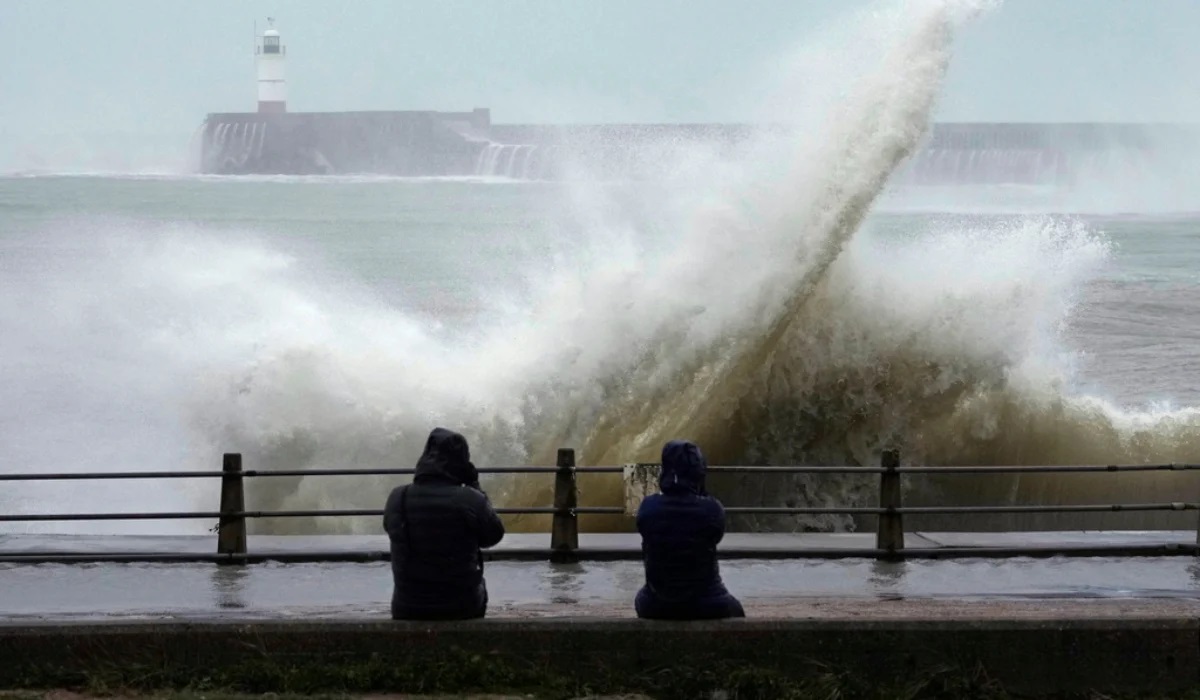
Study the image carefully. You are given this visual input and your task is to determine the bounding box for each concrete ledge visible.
[1,615,1198,695]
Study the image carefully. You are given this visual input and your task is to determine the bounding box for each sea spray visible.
[482,0,1200,532]
[483,0,1000,530]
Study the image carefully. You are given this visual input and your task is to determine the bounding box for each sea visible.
[2,171,1199,534]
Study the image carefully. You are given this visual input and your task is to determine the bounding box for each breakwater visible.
[198,110,1198,184]
[198,109,491,176]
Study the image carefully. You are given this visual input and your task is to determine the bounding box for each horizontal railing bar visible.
[0,470,228,481]
[8,502,1199,522]
[243,467,562,477]
[896,503,1198,514]
[0,467,566,482]
[262,467,629,476]
[724,507,886,515]
[711,464,1200,475]
[0,542,1195,565]
[583,464,1200,475]
[0,512,227,522]
[5,462,1200,482]
[896,464,1200,474]
[705,466,887,474]
[0,506,633,522]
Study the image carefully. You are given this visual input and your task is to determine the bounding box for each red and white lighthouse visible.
[256,18,286,113]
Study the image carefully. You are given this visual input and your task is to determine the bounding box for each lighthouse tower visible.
[256,18,286,113]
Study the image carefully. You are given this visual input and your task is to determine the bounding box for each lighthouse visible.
[256,18,286,113]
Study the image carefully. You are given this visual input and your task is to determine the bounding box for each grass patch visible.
[4,634,1200,699]
[8,655,1199,699]
[1,695,545,700]
[9,685,1200,699]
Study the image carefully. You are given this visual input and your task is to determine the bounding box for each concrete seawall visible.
[198,112,1200,184]
[2,602,1198,695]
[199,109,491,176]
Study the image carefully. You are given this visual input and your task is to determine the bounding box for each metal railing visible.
[3,448,1200,564]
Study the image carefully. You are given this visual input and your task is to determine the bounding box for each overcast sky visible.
[2,0,1199,140]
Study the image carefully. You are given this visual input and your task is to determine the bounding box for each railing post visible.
[876,449,904,560]
[550,448,579,563]
[217,453,247,562]
[1195,498,1200,553]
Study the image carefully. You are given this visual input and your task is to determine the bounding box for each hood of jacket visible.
[413,427,477,486]
[659,440,707,496]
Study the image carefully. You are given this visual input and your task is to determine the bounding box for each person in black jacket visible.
[634,439,744,620]
[383,427,505,620]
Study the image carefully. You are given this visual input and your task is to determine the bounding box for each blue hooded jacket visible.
[635,440,731,603]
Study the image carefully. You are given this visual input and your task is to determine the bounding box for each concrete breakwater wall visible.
[1,613,1197,695]
[198,111,1199,184]
[199,109,491,176]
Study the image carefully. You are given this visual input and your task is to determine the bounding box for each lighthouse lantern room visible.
[256,18,286,113]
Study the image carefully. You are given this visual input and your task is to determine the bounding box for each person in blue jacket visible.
[634,439,745,620]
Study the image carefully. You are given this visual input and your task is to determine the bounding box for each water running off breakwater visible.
[5,0,1200,537]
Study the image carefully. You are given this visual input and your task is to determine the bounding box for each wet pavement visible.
[2,532,1200,622]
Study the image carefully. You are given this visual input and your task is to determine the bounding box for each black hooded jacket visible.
[383,428,505,617]
[636,440,731,603]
